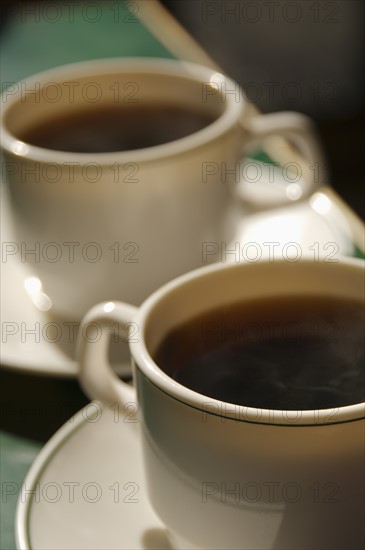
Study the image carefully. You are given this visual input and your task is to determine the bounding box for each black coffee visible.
[19,104,216,153]
[155,296,365,410]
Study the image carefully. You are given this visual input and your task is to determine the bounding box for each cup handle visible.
[77,302,138,408]
[241,111,325,205]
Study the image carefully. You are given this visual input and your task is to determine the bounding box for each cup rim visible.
[0,57,243,164]
[130,257,365,426]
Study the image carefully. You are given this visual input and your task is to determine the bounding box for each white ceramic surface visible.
[1,58,325,322]
[16,405,170,550]
[0,188,130,377]
[78,258,364,550]
[0,179,354,377]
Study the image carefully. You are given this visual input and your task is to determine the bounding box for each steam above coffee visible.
[155,295,365,410]
[19,104,217,153]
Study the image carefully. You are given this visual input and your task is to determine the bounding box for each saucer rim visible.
[15,405,94,550]
[0,355,77,378]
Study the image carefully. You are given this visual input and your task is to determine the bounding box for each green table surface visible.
[1,3,172,548]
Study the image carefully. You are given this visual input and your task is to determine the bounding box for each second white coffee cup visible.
[1,58,324,320]
[77,257,365,550]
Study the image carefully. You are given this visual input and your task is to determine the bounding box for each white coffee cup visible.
[1,58,324,321]
[78,257,364,550]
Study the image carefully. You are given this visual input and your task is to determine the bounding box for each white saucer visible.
[16,404,171,550]
[0,189,130,377]
[1,175,355,377]
[0,218,78,376]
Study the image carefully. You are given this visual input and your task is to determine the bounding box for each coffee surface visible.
[155,295,365,410]
[19,104,216,152]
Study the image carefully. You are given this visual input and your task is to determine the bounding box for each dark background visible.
[161,0,365,219]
